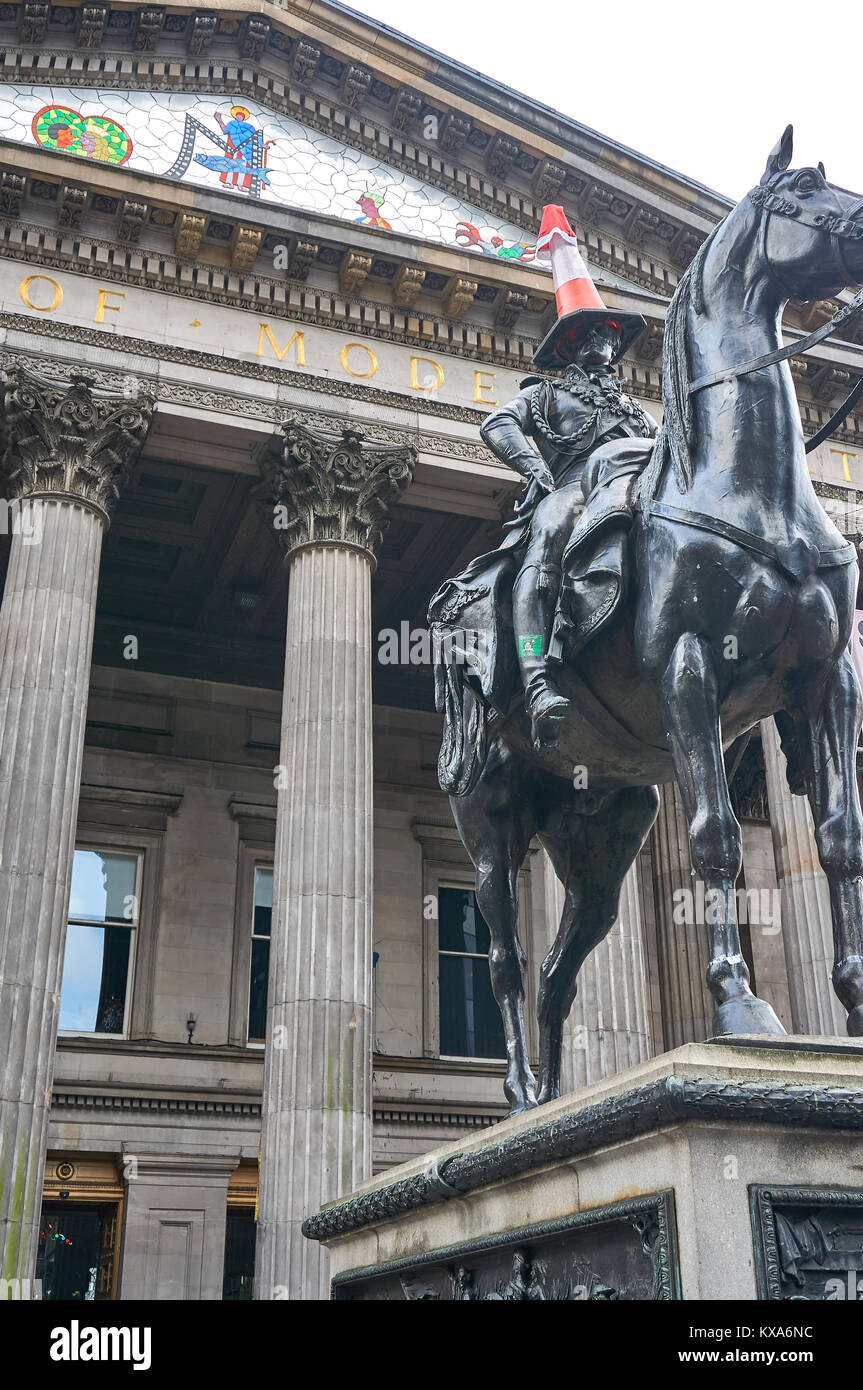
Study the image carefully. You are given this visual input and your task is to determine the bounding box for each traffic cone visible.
[533,205,645,370]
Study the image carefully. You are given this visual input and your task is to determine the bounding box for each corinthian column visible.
[0,368,154,1284]
[254,419,414,1301]
[761,718,845,1035]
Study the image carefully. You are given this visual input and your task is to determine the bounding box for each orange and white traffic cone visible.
[533,204,645,369]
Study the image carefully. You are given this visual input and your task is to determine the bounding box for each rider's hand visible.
[532,463,556,494]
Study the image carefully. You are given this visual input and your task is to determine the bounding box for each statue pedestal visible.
[304,1040,863,1300]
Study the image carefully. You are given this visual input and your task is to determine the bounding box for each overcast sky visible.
[346,0,861,201]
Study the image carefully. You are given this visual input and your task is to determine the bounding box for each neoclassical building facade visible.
[0,0,861,1302]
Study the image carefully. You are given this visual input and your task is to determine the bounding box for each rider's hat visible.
[533,205,646,370]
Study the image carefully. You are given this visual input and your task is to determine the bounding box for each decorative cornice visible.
[0,217,552,371]
[76,783,183,832]
[1,364,155,522]
[0,343,512,462]
[374,1108,500,1131]
[302,1074,863,1241]
[51,1090,261,1116]
[259,417,416,563]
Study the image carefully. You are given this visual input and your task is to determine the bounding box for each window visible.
[416,824,537,1064]
[223,1207,257,1301]
[59,850,141,1036]
[247,866,273,1042]
[438,886,505,1059]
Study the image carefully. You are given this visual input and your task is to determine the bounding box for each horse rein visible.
[688,178,863,455]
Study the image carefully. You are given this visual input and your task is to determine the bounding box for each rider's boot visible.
[512,568,570,749]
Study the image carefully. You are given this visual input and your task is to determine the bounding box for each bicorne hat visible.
[532,205,646,370]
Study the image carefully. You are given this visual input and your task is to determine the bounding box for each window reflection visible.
[59,850,139,1035]
[438,887,505,1060]
[248,867,273,1042]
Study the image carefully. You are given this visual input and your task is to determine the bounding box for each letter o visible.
[339,341,378,379]
[19,274,63,312]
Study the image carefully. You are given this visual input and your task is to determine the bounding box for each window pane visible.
[248,936,270,1041]
[58,923,131,1033]
[438,886,491,955]
[69,851,137,924]
[253,868,273,938]
[439,955,505,1059]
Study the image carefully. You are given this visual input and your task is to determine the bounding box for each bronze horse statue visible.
[430,129,863,1115]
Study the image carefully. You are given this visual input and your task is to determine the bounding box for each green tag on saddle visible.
[518,634,542,658]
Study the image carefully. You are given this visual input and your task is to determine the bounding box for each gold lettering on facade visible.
[474,370,497,405]
[255,323,307,364]
[19,274,63,312]
[339,342,378,379]
[94,288,126,323]
[409,356,444,392]
[830,447,857,484]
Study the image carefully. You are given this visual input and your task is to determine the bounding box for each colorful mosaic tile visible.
[4,86,542,266]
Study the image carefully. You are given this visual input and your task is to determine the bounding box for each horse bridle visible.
[688,175,863,454]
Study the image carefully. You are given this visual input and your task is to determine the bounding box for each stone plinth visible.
[306,1039,863,1301]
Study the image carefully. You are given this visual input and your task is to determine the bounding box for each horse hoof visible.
[500,1089,536,1123]
[535,1087,560,1106]
[847,1005,863,1037]
[833,957,863,1014]
[711,994,786,1037]
[506,1096,538,1119]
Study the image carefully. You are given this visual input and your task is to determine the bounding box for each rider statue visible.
[430,205,658,748]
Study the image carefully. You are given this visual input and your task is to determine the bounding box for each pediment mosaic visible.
[4,85,543,266]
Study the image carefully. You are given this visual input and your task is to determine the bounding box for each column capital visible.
[260,416,416,565]
[1,366,155,523]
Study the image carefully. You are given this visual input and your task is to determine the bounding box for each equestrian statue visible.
[428,128,863,1115]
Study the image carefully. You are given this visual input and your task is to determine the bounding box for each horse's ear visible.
[818,160,826,178]
[760,125,794,185]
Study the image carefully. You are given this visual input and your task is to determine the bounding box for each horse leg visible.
[450,739,538,1115]
[536,784,660,1103]
[799,652,863,1035]
[661,632,785,1035]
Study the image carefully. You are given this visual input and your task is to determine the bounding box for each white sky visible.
[346,0,862,201]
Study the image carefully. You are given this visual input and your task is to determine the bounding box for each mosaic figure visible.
[355,189,392,229]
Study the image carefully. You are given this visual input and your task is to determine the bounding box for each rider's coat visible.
[428,366,658,715]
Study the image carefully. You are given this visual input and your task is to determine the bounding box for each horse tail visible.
[434,644,489,796]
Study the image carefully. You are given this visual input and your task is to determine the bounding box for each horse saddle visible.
[548,436,655,664]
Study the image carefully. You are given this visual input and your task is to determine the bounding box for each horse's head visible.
[752,125,863,300]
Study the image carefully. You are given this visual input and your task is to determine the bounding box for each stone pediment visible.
[4,85,544,270]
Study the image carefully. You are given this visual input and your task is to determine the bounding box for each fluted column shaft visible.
[255,419,414,1300]
[651,781,713,1046]
[545,854,652,1093]
[256,544,374,1300]
[761,718,845,1035]
[0,368,152,1284]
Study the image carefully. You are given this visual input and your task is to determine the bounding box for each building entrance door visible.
[37,1203,119,1300]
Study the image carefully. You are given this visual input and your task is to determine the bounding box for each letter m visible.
[256,324,306,364]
